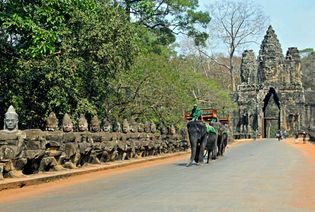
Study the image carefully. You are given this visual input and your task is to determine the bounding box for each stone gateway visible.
[236,26,314,138]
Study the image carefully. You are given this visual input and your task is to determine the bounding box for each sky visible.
[198,0,315,55]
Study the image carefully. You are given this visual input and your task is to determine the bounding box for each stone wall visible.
[0,108,189,179]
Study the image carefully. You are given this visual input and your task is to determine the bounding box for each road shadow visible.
[176,163,188,167]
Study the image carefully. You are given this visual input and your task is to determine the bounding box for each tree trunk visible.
[229,55,236,91]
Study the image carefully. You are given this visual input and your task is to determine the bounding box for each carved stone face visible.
[90,116,100,132]
[78,114,88,132]
[62,113,73,132]
[4,113,18,131]
[122,119,130,133]
[103,121,112,132]
[169,125,176,135]
[46,112,58,131]
[79,122,88,132]
[63,123,73,132]
[113,121,121,132]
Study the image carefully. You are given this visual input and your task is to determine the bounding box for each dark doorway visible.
[262,87,281,138]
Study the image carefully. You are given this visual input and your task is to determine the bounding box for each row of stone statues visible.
[0,106,189,180]
[47,111,176,135]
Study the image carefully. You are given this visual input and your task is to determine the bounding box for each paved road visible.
[1,139,314,211]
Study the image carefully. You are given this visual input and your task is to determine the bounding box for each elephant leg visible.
[195,144,201,163]
[186,140,196,167]
[212,138,218,160]
[206,148,211,163]
[197,138,207,165]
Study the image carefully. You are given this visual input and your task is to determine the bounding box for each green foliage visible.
[0,0,233,131]
[107,53,234,128]
[0,0,136,128]
[115,0,211,46]
[299,48,314,58]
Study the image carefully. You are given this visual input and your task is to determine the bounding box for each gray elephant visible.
[186,121,208,167]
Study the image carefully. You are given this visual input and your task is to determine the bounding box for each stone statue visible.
[144,121,151,133]
[102,117,112,132]
[168,124,176,135]
[150,122,157,133]
[62,113,73,132]
[4,105,19,132]
[90,115,101,132]
[129,118,138,133]
[159,122,168,135]
[122,119,130,133]
[112,121,122,132]
[46,112,59,131]
[78,114,88,132]
[137,122,144,133]
[1,105,27,178]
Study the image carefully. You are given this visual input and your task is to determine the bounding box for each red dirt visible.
[286,138,315,209]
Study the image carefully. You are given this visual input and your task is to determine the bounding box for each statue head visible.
[137,122,144,133]
[78,114,88,132]
[46,112,58,131]
[90,115,101,132]
[144,121,151,133]
[122,119,130,133]
[62,113,73,132]
[102,117,112,132]
[112,121,121,132]
[168,124,176,135]
[129,118,138,132]
[150,122,156,133]
[159,122,168,135]
[4,105,19,132]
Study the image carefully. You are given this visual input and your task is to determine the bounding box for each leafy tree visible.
[299,48,314,58]
[107,53,234,127]
[113,0,211,46]
[0,0,136,128]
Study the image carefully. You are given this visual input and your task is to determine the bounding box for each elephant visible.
[217,132,228,156]
[205,132,218,163]
[186,121,208,167]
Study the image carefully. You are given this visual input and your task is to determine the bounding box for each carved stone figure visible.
[159,122,168,135]
[1,106,27,178]
[137,122,144,133]
[144,121,151,133]
[90,115,101,132]
[102,118,112,132]
[62,113,73,132]
[122,119,130,133]
[240,50,257,84]
[150,122,157,133]
[168,125,176,135]
[4,105,19,132]
[46,112,59,131]
[78,114,88,132]
[129,118,138,133]
[112,121,122,132]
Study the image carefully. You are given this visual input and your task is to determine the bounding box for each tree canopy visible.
[0,0,234,129]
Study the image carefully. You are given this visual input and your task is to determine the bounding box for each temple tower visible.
[237,25,306,138]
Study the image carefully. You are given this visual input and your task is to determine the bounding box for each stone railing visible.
[0,129,189,179]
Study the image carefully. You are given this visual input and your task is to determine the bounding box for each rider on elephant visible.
[191,104,202,121]
[210,113,219,124]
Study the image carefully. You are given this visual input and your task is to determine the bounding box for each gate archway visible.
[262,87,281,138]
